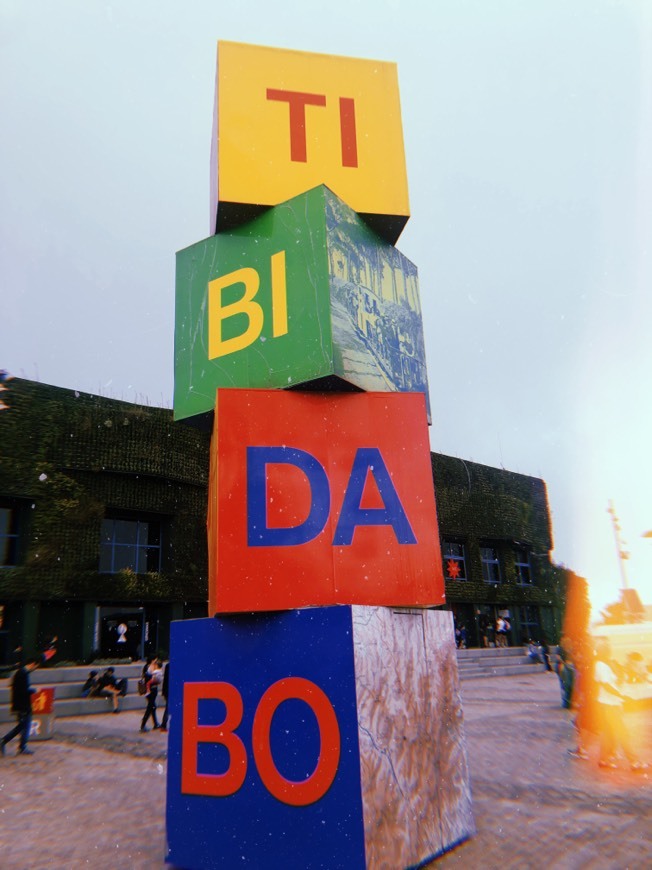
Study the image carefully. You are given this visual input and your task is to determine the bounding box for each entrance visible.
[99,607,144,660]
[450,603,478,648]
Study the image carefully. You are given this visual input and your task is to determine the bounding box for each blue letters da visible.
[247,446,417,547]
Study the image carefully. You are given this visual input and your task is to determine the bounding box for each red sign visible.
[31,687,55,715]
[208,389,444,613]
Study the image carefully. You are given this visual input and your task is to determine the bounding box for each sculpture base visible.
[165,607,473,868]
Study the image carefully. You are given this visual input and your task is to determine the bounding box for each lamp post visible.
[607,501,629,590]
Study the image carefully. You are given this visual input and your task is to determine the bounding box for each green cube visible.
[174,186,430,423]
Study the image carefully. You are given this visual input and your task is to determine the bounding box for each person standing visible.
[555,637,575,709]
[1,657,40,756]
[539,633,553,672]
[495,616,506,648]
[160,661,170,732]
[140,658,163,732]
[477,610,490,648]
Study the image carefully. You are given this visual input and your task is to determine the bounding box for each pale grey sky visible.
[2,0,651,612]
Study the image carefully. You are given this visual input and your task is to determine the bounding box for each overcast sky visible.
[2,0,651,614]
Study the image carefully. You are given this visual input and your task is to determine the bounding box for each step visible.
[0,663,152,721]
[54,694,146,718]
[0,692,148,723]
[456,656,534,670]
[0,676,144,704]
[459,663,546,680]
[456,646,525,659]
[31,664,145,684]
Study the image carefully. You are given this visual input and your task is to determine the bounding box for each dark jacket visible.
[11,666,33,714]
[162,663,169,699]
[98,670,117,690]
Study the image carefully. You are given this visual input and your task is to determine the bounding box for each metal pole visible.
[607,501,629,590]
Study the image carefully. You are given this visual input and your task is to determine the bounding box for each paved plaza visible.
[0,671,650,869]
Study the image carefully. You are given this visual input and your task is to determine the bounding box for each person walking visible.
[1,657,40,756]
[140,658,163,732]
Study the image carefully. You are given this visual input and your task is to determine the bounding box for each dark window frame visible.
[480,544,501,584]
[515,547,532,585]
[0,499,22,568]
[442,538,468,581]
[519,605,541,640]
[99,514,162,575]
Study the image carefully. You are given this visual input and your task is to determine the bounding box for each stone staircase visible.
[0,663,147,723]
[456,646,547,680]
[1,651,544,719]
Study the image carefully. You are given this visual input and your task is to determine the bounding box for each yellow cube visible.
[211,41,410,243]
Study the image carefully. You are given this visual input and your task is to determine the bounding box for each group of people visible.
[81,666,128,712]
[1,651,171,758]
[82,657,169,730]
[559,636,649,772]
[456,611,512,649]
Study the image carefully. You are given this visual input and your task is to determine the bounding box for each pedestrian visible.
[539,633,553,672]
[495,616,506,648]
[526,639,543,663]
[1,656,40,756]
[567,640,598,761]
[593,640,648,772]
[140,657,163,732]
[477,610,490,648]
[81,670,100,697]
[160,661,170,732]
[503,616,511,647]
[555,636,575,709]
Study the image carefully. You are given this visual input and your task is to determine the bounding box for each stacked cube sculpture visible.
[167,41,474,870]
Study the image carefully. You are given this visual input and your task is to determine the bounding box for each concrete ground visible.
[0,672,650,869]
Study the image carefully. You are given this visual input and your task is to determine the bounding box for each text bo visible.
[181,678,340,806]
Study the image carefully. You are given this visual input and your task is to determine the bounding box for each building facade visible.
[0,378,209,663]
[431,452,562,647]
[0,378,563,663]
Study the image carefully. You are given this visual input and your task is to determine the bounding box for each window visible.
[480,545,501,584]
[99,517,161,574]
[442,539,467,581]
[519,606,540,640]
[515,547,532,585]
[0,502,20,567]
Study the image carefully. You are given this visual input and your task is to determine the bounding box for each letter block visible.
[166,608,474,869]
[207,389,443,615]
[175,185,430,425]
[211,41,409,243]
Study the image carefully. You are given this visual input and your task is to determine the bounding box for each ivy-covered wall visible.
[431,452,564,640]
[0,378,209,605]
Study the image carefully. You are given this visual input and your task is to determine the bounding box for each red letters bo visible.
[181,678,341,807]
